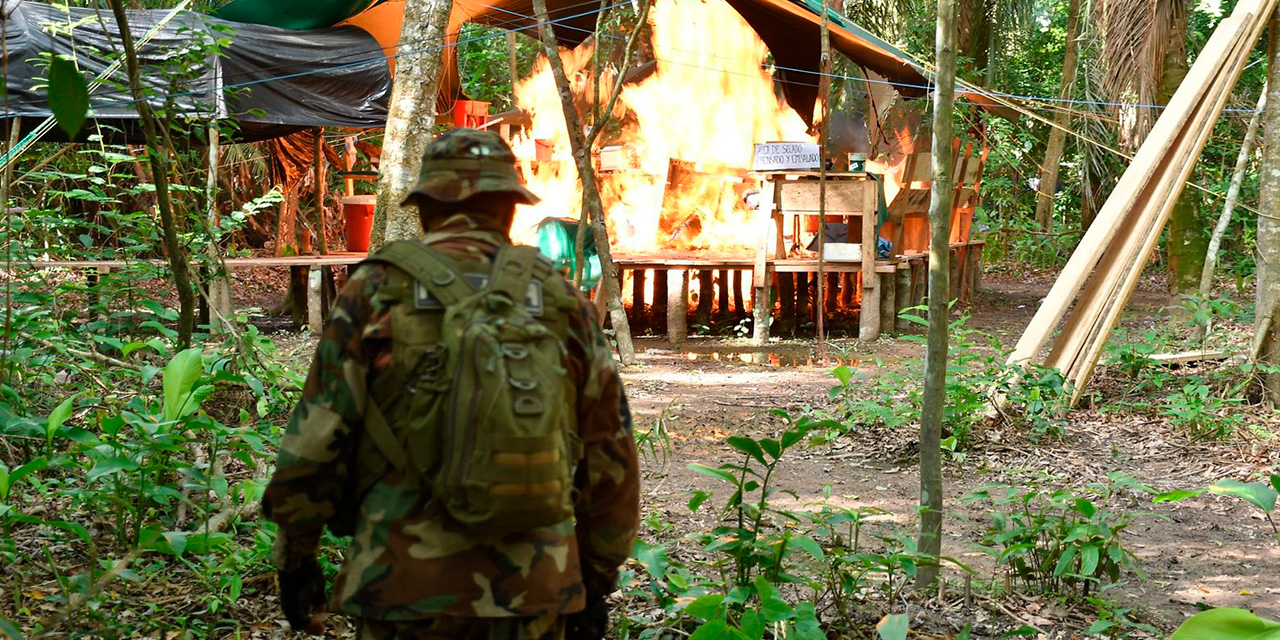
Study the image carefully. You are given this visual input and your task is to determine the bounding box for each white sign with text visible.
[751,142,821,171]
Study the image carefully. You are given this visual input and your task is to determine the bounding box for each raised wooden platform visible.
[15,252,369,270]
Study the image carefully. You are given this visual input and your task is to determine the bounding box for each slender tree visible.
[916,0,956,590]
[530,0,637,364]
[1256,14,1280,405]
[1033,0,1083,231]
[1194,88,1265,341]
[370,0,453,245]
[106,0,196,348]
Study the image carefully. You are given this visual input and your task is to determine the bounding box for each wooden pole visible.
[205,125,234,333]
[916,0,957,590]
[507,32,521,96]
[667,269,688,343]
[1033,0,1083,231]
[817,8,831,362]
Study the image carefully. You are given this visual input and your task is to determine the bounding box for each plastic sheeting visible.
[1,0,391,142]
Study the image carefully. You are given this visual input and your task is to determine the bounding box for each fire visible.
[509,0,814,254]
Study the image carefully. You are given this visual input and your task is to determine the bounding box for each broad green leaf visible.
[726,437,766,466]
[163,348,205,421]
[1209,479,1278,513]
[48,56,89,139]
[683,594,723,619]
[47,394,78,447]
[1155,488,1207,503]
[687,463,738,485]
[1053,545,1077,577]
[1170,608,1280,640]
[876,613,909,640]
[739,610,765,640]
[689,620,749,640]
[1074,498,1097,517]
[1271,474,1280,495]
[688,490,710,512]
[0,616,26,640]
[631,540,668,580]
[87,456,138,483]
[789,535,825,561]
[9,458,48,492]
[1079,545,1100,577]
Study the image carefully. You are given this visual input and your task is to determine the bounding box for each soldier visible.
[263,128,640,640]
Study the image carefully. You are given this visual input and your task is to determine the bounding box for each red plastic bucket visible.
[342,195,377,252]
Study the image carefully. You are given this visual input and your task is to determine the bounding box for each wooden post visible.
[840,272,854,307]
[817,6,832,361]
[732,269,745,315]
[632,268,647,318]
[880,267,897,336]
[308,266,323,333]
[697,270,714,327]
[667,269,688,343]
[751,177,777,345]
[205,124,234,332]
[780,273,796,335]
[507,32,521,95]
[717,269,731,320]
[653,269,668,326]
[896,262,912,333]
[859,180,881,339]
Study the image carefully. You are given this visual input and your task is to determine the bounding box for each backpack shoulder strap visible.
[365,240,476,306]
[488,245,551,302]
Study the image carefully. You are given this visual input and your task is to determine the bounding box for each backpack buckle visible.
[513,396,543,415]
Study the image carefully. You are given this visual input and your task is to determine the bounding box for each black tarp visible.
[0,0,392,142]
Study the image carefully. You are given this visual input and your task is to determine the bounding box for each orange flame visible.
[510,0,814,254]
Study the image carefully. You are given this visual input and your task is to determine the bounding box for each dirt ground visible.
[620,273,1280,636]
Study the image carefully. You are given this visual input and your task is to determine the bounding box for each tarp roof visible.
[0,0,391,143]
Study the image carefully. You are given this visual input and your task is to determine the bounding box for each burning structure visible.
[499,0,988,342]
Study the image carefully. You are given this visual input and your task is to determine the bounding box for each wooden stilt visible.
[717,269,731,320]
[840,272,854,307]
[880,268,897,336]
[732,269,746,315]
[896,262,912,333]
[668,269,688,343]
[795,272,810,334]
[697,270,714,327]
[632,268,647,317]
[308,267,323,333]
[779,273,796,335]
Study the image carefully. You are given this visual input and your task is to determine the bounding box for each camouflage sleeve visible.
[263,265,386,570]
[568,289,640,597]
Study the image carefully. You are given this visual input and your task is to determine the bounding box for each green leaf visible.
[87,456,138,483]
[1079,545,1100,577]
[1155,488,1207,503]
[739,610,765,640]
[47,394,78,447]
[688,463,739,485]
[0,616,25,640]
[789,535,825,561]
[876,613,909,640]
[48,56,89,139]
[1053,545,1077,577]
[1208,479,1278,513]
[1170,608,1280,640]
[688,490,711,512]
[163,348,205,421]
[726,436,766,466]
[683,594,724,619]
[1074,498,1097,517]
[1271,474,1280,495]
[689,620,750,640]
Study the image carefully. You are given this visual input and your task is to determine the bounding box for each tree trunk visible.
[1162,4,1205,294]
[1033,0,1082,231]
[531,0,637,364]
[107,0,196,348]
[1257,14,1280,406]
[916,0,956,590]
[1194,88,1265,341]
[370,0,453,246]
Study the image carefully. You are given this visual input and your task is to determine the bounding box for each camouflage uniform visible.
[263,129,640,639]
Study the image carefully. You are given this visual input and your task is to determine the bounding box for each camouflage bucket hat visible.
[401,128,541,206]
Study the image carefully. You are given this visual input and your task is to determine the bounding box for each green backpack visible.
[349,240,583,534]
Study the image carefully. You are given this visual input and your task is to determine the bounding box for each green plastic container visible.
[534,218,601,293]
